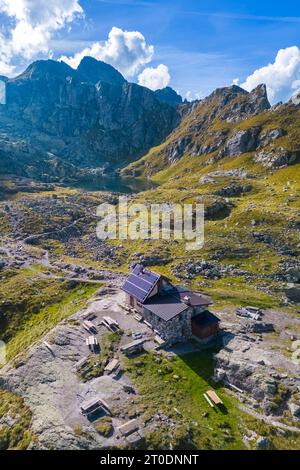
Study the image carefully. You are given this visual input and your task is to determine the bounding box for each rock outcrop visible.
[122,83,272,176]
[223,127,260,156]
[154,87,183,106]
[214,328,300,416]
[254,147,299,168]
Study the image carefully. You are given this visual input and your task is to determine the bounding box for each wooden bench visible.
[206,390,223,405]
[133,313,143,322]
[104,358,120,374]
[102,316,120,332]
[118,419,139,437]
[85,335,99,352]
[43,341,54,355]
[143,320,153,329]
[82,320,97,334]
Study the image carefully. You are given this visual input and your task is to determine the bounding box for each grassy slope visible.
[0,266,98,361]
[110,156,299,312]
[124,350,300,450]
[113,102,300,313]
[0,390,33,450]
[0,99,299,448]
[123,100,300,178]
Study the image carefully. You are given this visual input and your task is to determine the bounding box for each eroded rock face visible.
[258,128,285,147]
[125,83,272,174]
[254,147,299,168]
[154,87,183,106]
[0,57,180,177]
[221,84,270,122]
[214,331,299,416]
[223,128,260,157]
[166,137,192,163]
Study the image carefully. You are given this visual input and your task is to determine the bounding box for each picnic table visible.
[82,320,97,333]
[104,358,120,374]
[102,316,120,332]
[86,335,99,352]
[206,390,223,405]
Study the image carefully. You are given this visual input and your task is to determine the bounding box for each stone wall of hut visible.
[142,306,194,344]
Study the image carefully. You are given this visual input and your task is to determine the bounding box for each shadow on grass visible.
[177,347,223,390]
[218,403,228,415]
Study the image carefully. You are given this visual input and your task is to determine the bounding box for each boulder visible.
[256,436,270,450]
[288,402,300,420]
[240,322,274,334]
[224,127,260,157]
[215,184,252,197]
[258,128,285,147]
[254,147,298,168]
[285,287,300,303]
[205,201,232,220]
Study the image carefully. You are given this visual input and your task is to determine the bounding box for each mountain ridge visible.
[122,83,300,178]
[0,57,183,181]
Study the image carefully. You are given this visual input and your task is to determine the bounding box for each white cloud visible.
[137,63,170,90]
[232,78,240,85]
[0,59,15,76]
[185,90,203,101]
[60,27,154,77]
[0,0,83,73]
[241,46,300,104]
[292,79,300,89]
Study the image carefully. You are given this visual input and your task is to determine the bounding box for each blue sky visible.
[1,0,300,102]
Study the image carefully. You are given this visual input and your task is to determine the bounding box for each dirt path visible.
[38,272,106,285]
[239,404,300,434]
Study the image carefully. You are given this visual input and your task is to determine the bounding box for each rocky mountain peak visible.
[122,82,275,176]
[211,84,248,99]
[0,57,180,180]
[14,59,76,81]
[248,83,270,111]
[77,56,126,86]
[154,87,183,106]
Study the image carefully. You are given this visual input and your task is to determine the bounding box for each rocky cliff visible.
[121,84,279,176]
[154,86,183,106]
[122,81,300,178]
[0,57,181,180]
